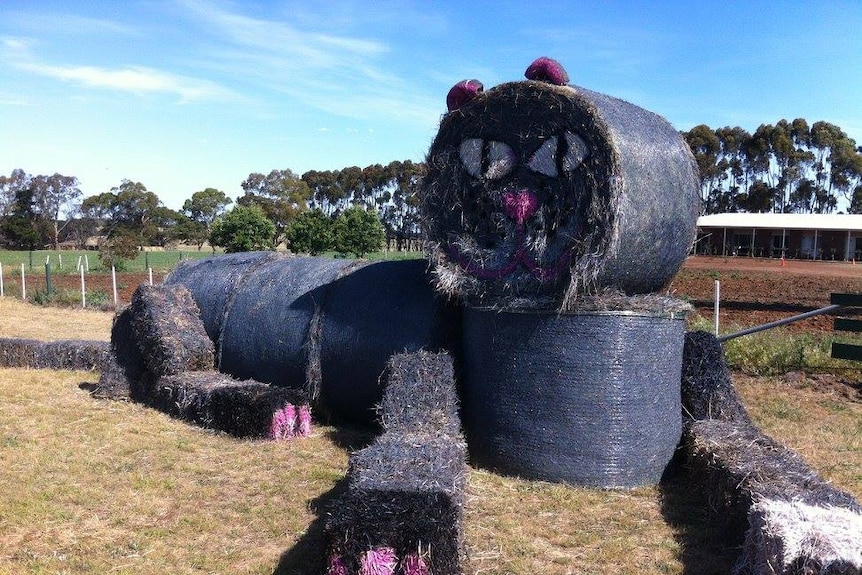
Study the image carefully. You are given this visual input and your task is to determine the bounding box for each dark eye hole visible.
[459,138,517,180]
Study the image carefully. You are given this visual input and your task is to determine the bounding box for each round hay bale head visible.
[318,260,461,424]
[422,76,700,308]
[163,251,283,344]
[460,306,685,488]
[217,256,362,388]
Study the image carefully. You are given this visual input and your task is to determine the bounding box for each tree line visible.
[2,118,859,258]
[683,119,862,214]
[0,160,423,259]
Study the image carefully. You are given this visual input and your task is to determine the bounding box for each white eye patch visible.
[562,132,589,171]
[487,141,517,179]
[459,138,484,178]
[459,132,589,180]
[459,139,517,180]
[527,136,558,177]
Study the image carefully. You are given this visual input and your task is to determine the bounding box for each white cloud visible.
[1,35,236,103]
[177,0,441,125]
[19,62,235,102]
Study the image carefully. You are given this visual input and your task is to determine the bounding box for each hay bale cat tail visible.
[420,57,699,489]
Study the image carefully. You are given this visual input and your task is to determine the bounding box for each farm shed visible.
[695,213,862,261]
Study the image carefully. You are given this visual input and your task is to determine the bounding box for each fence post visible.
[45,262,53,296]
[0,261,4,297]
[111,265,118,307]
[80,265,86,308]
[713,279,720,336]
[20,263,26,300]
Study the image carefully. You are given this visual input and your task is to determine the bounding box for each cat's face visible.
[422,79,616,304]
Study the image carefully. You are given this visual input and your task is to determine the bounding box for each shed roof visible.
[697,213,862,232]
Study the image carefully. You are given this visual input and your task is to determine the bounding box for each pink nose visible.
[502,190,539,225]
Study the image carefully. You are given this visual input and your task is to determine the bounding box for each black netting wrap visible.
[460,307,685,488]
[164,254,461,425]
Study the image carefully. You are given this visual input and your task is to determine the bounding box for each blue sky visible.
[1,0,861,211]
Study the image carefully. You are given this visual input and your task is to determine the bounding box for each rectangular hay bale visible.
[683,419,862,573]
[326,433,467,575]
[737,498,862,575]
[0,338,42,368]
[129,284,214,377]
[377,351,461,437]
[146,371,310,439]
[91,307,148,401]
[36,340,110,371]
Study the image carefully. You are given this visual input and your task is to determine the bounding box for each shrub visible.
[333,206,385,258]
[209,205,276,253]
[285,209,333,255]
[98,234,140,271]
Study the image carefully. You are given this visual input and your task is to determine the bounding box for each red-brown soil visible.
[671,256,862,334]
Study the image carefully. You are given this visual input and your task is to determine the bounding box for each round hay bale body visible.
[422,80,700,308]
[165,251,281,344]
[164,253,460,424]
[216,256,358,388]
[460,307,685,488]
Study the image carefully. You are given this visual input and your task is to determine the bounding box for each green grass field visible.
[0,249,217,274]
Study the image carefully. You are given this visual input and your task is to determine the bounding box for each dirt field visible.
[672,256,862,334]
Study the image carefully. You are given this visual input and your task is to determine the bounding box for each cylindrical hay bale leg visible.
[460,308,685,488]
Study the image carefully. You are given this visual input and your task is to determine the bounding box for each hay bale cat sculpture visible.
[78,56,858,573]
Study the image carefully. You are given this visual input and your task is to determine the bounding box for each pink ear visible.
[525,57,569,85]
[446,79,483,111]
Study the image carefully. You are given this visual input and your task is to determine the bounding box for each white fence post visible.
[714,279,720,336]
[111,265,118,307]
[20,263,26,300]
[80,265,86,308]
[0,261,4,297]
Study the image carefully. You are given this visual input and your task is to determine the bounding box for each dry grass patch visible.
[734,374,862,492]
[0,300,859,574]
[0,368,350,575]
[0,298,112,341]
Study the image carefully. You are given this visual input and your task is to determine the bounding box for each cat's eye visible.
[459,139,484,178]
[562,132,589,171]
[459,139,517,180]
[527,136,558,177]
[460,132,588,180]
[486,141,517,179]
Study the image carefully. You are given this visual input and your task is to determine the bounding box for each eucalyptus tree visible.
[239,169,310,245]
